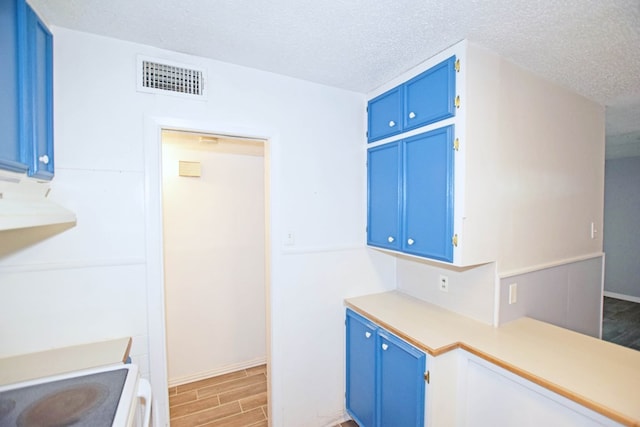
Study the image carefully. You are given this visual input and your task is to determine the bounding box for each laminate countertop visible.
[0,337,132,386]
[345,291,640,427]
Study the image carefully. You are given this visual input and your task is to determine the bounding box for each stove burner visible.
[0,367,129,427]
[16,383,107,427]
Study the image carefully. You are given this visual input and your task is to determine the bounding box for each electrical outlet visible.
[439,275,449,292]
[509,283,518,304]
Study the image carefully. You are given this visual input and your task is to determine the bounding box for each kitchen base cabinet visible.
[459,351,623,427]
[346,309,427,427]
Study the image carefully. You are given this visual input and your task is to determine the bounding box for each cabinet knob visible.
[39,154,50,165]
[365,331,371,339]
[388,120,396,127]
[408,111,416,119]
[381,343,389,351]
[387,236,394,243]
[407,238,415,246]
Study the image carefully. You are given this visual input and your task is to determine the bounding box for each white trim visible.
[498,253,604,278]
[0,258,145,273]
[603,291,640,304]
[281,244,362,255]
[144,115,275,427]
[168,357,267,388]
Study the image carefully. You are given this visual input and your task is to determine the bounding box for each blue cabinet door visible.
[378,330,426,427]
[368,87,402,142]
[367,142,402,251]
[25,5,53,180]
[0,0,29,174]
[403,56,456,132]
[403,126,454,262]
[346,309,377,427]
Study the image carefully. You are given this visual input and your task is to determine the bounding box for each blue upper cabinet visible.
[403,126,454,262]
[367,55,457,143]
[0,0,54,180]
[367,87,402,143]
[367,126,455,263]
[0,0,29,174]
[25,5,54,180]
[403,56,457,133]
[367,142,401,251]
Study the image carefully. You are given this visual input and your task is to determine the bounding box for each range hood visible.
[0,173,76,231]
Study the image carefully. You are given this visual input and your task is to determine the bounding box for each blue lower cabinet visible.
[346,310,377,427]
[378,331,426,427]
[346,309,427,427]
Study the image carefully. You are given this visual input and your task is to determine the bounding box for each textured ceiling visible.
[29,0,640,158]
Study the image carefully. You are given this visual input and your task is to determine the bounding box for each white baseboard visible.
[168,356,267,387]
[603,291,640,303]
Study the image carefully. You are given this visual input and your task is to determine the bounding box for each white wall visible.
[0,26,397,427]
[603,156,640,300]
[396,257,496,325]
[161,135,266,385]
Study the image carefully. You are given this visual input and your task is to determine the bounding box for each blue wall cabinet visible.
[25,5,54,180]
[403,127,454,262]
[367,56,456,143]
[367,142,402,251]
[403,56,457,133]
[346,309,427,427]
[367,87,402,142]
[367,125,455,263]
[0,0,54,180]
[0,0,29,174]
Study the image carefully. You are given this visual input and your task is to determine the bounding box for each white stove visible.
[0,363,151,427]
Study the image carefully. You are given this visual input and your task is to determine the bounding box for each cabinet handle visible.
[387,236,394,243]
[365,331,371,338]
[39,154,50,165]
[388,120,396,127]
[408,111,416,119]
[381,343,389,351]
[407,238,414,246]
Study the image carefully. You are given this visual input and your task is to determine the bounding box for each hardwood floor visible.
[169,365,268,427]
[602,296,640,351]
[168,365,359,427]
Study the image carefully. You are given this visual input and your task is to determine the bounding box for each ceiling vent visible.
[137,55,206,98]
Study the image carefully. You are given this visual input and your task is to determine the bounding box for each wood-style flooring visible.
[168,365,358,427]
[602,296,640,351]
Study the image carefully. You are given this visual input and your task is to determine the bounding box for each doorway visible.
[160,129,269,424]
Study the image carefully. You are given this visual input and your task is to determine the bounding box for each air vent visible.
[137,56,206,98]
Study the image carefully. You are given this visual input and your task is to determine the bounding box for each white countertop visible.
[345,291,640,427]
[0,337,132,386]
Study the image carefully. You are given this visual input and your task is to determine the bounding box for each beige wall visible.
[161,132,266,385]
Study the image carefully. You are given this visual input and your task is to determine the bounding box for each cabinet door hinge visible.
[453,137,459,151]
[455,59,460,72]
[454,95,461,109]
[452,234,458,247]
[424,371,430,384]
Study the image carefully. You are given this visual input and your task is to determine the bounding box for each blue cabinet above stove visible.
[0,0,54,180]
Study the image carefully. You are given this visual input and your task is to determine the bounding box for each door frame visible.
[143,115,273,426]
